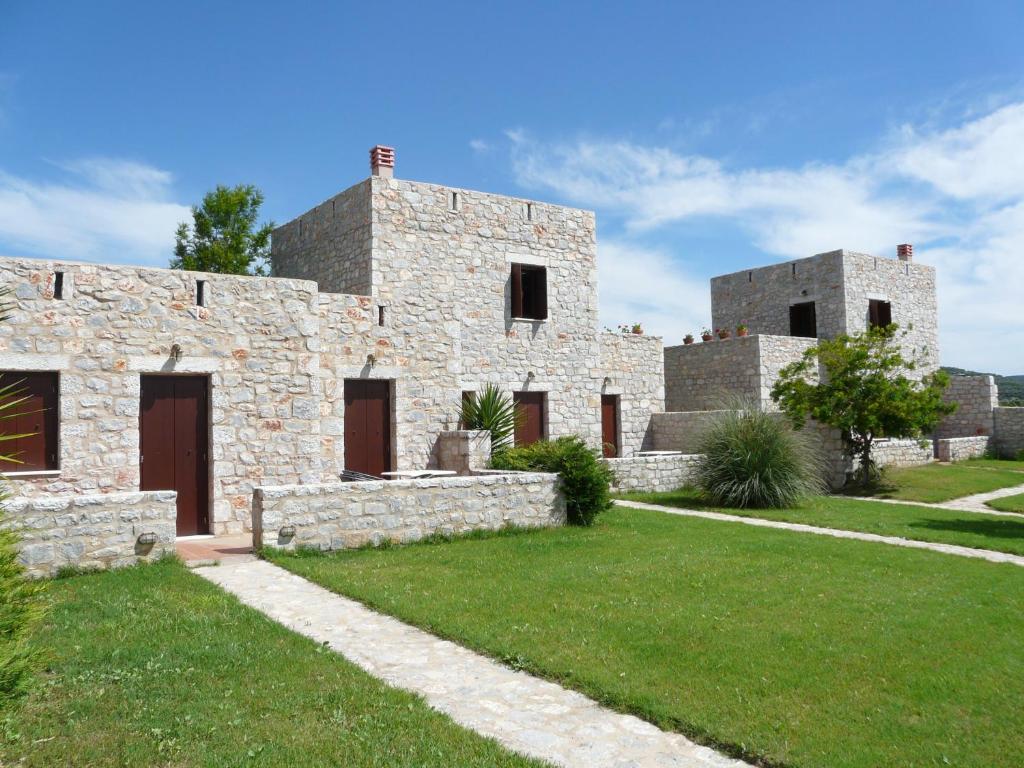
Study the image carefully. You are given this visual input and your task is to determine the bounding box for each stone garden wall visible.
[872,438,934,468]
[936,436,992,463]
[253,472,565,551]
[605,454,701,493]
[936,375,998,439]
[2,490,176,577]
[994,407,1024,458]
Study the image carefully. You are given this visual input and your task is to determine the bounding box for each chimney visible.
[370,145,395,178]
[897,243,913,262]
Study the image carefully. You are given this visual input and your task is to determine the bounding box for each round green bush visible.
[696,407,826,508]
[490,436,613,526]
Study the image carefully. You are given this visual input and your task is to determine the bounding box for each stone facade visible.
[936,436,992,463]
[710,250,939,375]
[994,407,1024,458]
[936,375,999,438]
[664,335,815,412]
[606,454,700,493]
[253,472,565,551]
[650,410,731,453]
[1,490,176,577]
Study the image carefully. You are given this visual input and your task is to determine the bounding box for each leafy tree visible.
[771,325,955,486]
[458,384,522,456]
[171,185,274,275]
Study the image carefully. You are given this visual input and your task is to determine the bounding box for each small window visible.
[868,299,892,329]
[196,280,206,307]
[53,271,64,300]
[449,191,460,211]
[789,301,817,338]
[510,263,548,320]
[378,305,385,327]
[526,202,534,221]
[0,372,59,472]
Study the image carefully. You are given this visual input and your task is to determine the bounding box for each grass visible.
[269,508,1024,768]
[986,492,1024,514]
[0,558,541,768]
[618,488,1024,556]
[962,457,1024,472]
[850,461,1024,503]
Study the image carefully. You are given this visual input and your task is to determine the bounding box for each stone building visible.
[0,146,663,559]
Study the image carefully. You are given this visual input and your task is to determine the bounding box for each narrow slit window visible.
[510,263,548,320]
[449,191,460,211]
[526,203,534,221]
[791,263,797,276]
[378,305,385,326]
[53,271,64,300]
[747,271,752,283]
[196,280,206,307]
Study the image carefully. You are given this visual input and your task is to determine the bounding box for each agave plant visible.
[459,383,522,455]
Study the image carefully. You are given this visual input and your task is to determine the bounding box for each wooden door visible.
[344,379,392,477]
[514,392,545,446]
[140,376,210,536]
[601,395,619,458]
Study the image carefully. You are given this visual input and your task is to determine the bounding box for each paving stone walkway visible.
[614,500,1024,567]
[195,559,749,768]
[849,481,1024,516]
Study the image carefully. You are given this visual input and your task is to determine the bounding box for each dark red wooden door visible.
[0,372,58,472]
[601,395,619,458]
[344,379,392,477]
[514,392,545,446]
[140,376,209,536]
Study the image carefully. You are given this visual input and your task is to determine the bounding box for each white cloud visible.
[469,138,490,153]
[0,157,189,266]
[508,102,1024,374]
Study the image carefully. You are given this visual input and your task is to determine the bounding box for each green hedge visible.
[490,437,613,526]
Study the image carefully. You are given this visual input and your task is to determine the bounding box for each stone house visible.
[0,146,663,553]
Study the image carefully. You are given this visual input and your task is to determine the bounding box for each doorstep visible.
[176,534,255,567]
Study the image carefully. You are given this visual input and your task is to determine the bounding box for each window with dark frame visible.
[0,371,59,472]
[510,263,548,320]
[789,301,817,338]
[868,299,892,329]
[53,271,64,300]
[196,280,206,307]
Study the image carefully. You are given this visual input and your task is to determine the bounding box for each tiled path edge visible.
[615,500,1024,567]
[195,559,749,768]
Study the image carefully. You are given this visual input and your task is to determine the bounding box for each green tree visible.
[771,325,955,486]
[171,185,274,275]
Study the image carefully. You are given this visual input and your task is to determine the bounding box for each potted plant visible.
[717,328,731,340]
[736,323,749,337]
[631,323,644,335]
[683,333,695,345]
[701,328,713,342]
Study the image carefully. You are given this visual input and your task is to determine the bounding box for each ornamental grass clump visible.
[696,405,826,508]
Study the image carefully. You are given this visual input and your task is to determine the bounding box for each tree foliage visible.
[771,325,955,486]
[171,184,273,275]
[458,384,522,456]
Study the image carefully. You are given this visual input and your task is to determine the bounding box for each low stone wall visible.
[994,407,1024,458]
[1,490,177,577]
[434,430,491,475]
[253,472,565,551]
[872,438,934,468]
[605,454,701,493]
[936,375,998,439]
[936,436,992,463]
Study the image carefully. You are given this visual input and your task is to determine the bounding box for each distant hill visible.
[942,367,1024,405]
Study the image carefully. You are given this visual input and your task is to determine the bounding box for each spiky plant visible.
[458,384,522,456]
[695,403,826,509]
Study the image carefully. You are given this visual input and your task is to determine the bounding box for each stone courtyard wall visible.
[872,438,934,469]
[936,375,999,439]
[253,472,564,551]
[936,436,992,463]
[605,454,701,493]
[2,490,176,577]
[994,407,1024,458]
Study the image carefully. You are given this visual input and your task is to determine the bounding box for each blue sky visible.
[2,1,1024,373]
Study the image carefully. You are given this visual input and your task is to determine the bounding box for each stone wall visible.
[2,490,176,577]
[936,436,992,463]
[936,375,998,439]
[650,410,729,453]
[605,453,701,493]
[872,438,934,468]
[598,332,665,453]
[994,407,1024,458]
[435,430,492,475]
[253,472,564,551]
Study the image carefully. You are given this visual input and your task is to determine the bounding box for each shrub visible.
[490,437,613,525]
[459,384,521,456]
[696,406,826,508]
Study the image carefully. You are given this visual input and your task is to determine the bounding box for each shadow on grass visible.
[911,518,1024,540]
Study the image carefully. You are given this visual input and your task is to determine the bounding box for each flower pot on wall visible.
[737,327,749,337]
[684,335,694,345]
[701,334,713,342]
[717,329,731,340]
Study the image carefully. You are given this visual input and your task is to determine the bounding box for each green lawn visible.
[962,457,1024,472]
[987,492,1024,514]
[854,461,1024,503]
[617,488,1024,556]
[0,558,540,768]
[269,509,1024,768]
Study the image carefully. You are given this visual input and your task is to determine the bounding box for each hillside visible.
[942,367,1024,405]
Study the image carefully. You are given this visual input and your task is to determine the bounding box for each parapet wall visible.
[994,408,1024,458]
[605,453,701,493]
[936,375,998,439]
[3,490,177,577]
[253,472,565,551]
[936,436,992,463]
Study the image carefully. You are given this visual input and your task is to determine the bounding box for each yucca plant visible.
[695,402,826,509]
[458,384,522,456]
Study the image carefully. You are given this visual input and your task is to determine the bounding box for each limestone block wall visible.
[936,375,999,438]
[994,407,1024,458]
[872,438,934,468]
[605,454,701,493]
[435,430,492,475]
[0,256,328,534]
[650,410,730,453]
[936,436,992,463]
[598,332,665,453]
[2,490,176,577]
[253,472,565,551]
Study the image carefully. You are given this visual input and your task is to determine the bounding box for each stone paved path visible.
[195,559,749,768]
[615,500,1024,567]
[848,481,1024,516]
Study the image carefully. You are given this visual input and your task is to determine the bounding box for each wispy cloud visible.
[507,102,1024,373]
[0,157,189,266]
